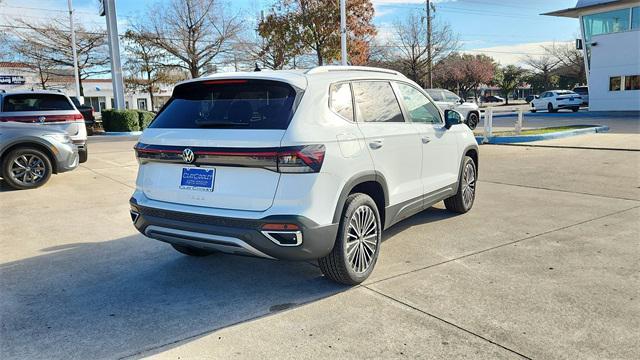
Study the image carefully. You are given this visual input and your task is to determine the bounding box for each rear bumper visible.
[129,198,339,261]
[54,144,79,173]
[557,102,581,108]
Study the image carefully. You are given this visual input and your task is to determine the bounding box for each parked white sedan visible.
[530,90,582,113]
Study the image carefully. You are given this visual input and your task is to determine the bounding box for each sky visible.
[0,0,582,66]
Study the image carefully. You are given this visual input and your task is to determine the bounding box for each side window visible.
[3,94,74,112]
[329,82,354,121]
[396,83,442,124]
[352,81,404,123]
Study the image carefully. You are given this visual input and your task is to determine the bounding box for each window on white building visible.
[582,8,632,68]
[625,75,640,91]
[632,7,640,29]
[609,76,622,91]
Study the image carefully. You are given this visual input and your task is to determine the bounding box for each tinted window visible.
[425,89,444,101]
[573,87,588,95]
[150,80,298,129]
[352,81,404,123]
[3,94,74,112]
[329,82,354,121]
[396,83,442,124]
[610,76,622,91]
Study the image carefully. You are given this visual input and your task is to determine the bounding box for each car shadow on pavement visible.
[0,235,347,359]
[382,207,460,242]
[0,207,457,359]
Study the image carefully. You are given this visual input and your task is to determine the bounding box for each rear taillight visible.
[277,144,325,173]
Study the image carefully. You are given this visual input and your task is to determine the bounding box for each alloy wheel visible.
[345,205,378,273]
[10,153,47,185]
[461,162,476,208]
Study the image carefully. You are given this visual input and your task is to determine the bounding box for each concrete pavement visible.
[1,136,638,359]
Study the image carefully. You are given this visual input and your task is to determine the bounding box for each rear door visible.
[352,80,423,209]
[136,79,300,212]
[394,82,460,195]
[0,93,85,139]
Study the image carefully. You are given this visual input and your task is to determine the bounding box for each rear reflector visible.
[262,223,300,231]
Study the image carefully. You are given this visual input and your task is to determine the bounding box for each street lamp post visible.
[340,0,347,65]
[67,0,81,98]
[100,0,125,110]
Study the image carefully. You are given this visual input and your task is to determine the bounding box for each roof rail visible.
[305,65,404,77]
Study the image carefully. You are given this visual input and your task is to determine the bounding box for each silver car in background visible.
[0,122,79,190]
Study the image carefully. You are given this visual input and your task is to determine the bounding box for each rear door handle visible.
[421,136,431,144]
[369,139,384,149]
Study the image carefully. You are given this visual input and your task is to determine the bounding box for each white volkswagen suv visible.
[130,66,479,285]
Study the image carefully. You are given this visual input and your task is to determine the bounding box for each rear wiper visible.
[195,120,249,127]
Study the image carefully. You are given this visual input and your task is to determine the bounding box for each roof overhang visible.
[542,0,637,18]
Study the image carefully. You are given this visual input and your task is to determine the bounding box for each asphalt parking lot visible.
[1,129,639,359]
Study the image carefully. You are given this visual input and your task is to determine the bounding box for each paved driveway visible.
[1,135,638,359]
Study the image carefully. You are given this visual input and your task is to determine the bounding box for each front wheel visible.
[466,112,479,130]
[319,193,382,285]
[547,103,557,113]
[1,147,52,190]
[444,156,477,213]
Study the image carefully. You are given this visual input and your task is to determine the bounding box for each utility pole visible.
[67,0,81,98]
[340,0,347,65]
[426,0,433,88]
[100,0,125,110]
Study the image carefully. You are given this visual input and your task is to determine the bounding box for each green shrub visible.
[137,110,155,130]
[101,109,140,132]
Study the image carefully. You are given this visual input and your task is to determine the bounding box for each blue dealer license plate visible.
[180,167,215,191]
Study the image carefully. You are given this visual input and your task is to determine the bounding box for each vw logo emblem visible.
[37,116,46,123]
[182,148,196,164]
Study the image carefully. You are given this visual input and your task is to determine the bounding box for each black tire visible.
[319,193,382,285]
[547,103,557,113]
[1,147,52,190]
[444,156,477,214]
[572,107,579,112]
[171,244,215,257]
[79,146,88,163]
[466,112,479,130]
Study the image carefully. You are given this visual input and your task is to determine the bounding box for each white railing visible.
[481,107,525,143]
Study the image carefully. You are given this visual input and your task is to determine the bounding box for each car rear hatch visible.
[136,78,307,212]
[0,93,85,138]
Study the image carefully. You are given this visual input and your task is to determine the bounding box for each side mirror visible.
[444,109,462,129]
[535,95,540,99]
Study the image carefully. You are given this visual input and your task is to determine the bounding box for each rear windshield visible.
[3,94,74,112]
[556,90,577,95]
[150,79,299,130]
[573,87,588,94]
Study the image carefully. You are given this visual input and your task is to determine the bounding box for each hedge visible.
[137,110,155,130]
[101,109,140,132]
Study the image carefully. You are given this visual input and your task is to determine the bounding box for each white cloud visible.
[463,41,573,66]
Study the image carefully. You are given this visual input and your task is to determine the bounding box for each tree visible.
[254,11,304,69]
[523,55,559,92]
[263,0,376,66]
[10,42,56,89]
[390,11,458,87]
[143,0,242,78]
[433,53,496,99]
[544,42,586,86]
[494,65,528,105]
[10,19,109,95]
[123,29,182,111]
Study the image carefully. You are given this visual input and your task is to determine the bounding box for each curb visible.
[95,131,143,136]
[475,125,609,144]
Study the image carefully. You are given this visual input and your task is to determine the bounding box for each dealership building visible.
[545,0,640,111]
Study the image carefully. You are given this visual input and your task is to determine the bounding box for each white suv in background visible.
[0,91,89,162]
[530,90,582,113]
[130,66,479,284]
[425,88,480,130]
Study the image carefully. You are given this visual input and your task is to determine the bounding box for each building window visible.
[625,75,640,91]
[609,76,622,91]
[582,8,631,68]
[632,7,640,29]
